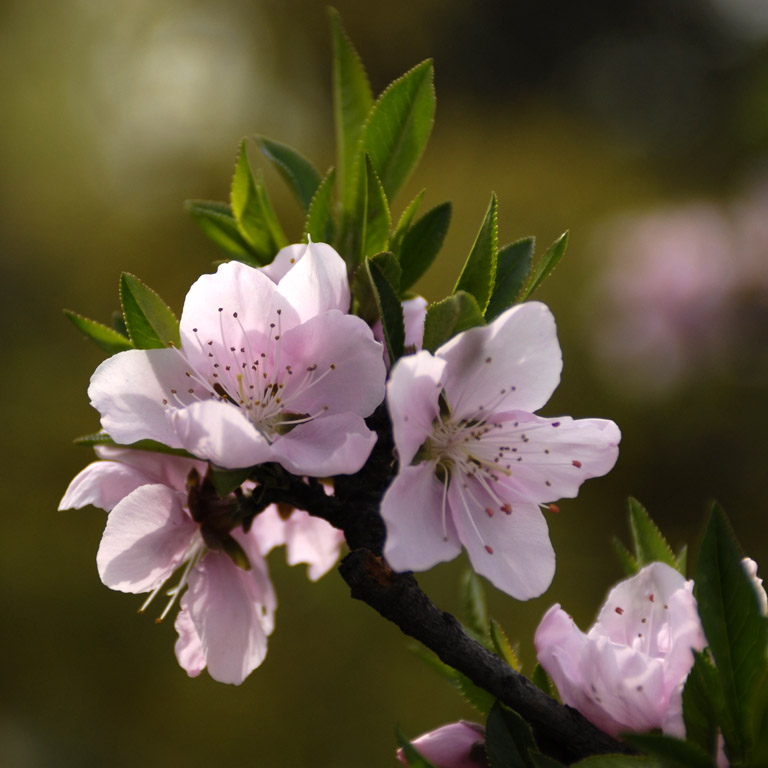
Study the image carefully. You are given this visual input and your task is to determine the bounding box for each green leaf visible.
[460,569,490,644]
[184,200,259,262]
[456,672,496,716]
[490,619,521,671]
[255,136,322,213]
[364,59,435,201]
[612,536,640,576]
[399,202,451,291]
[485,702,537,768]
[530,755,565,768]
[390,189,425,257]
[519,231,568,300]
[622,734,713,768]
[366,255,404,362]
[120,273,180,350]
[395,727,439,768]
[210,467,252,498]
[304,167,337,244]
[230,140,287,263]
[64,310,134,355]
[682,651,724,759]
[422,291,485,352]
[453,193,498,313]
[530,664,557,700]
[694,503,768,761]
[364,154,391,257]
[74,432,196,459]
[328,8,373,214]
[627,498,679,571]
[485,236,535,320]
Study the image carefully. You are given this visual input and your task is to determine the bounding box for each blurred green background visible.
[4,0,768,765]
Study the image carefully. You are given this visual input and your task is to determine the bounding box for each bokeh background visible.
[3,0,768,765]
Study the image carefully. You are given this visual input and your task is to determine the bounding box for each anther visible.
[572,460,582,468]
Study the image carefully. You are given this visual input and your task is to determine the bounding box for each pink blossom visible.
[534,562,706,738]
[60,447,276,685]
[397,722,487,768]
[251,503,345,581]
[742,557,768,616]
[88,241,386,475]
[381,302,620,600]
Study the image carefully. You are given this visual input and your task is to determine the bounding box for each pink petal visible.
[275,241,350,319]
[183,544,273,684]
[399,722,486,768]
[59,460,154,511]
[89,348,198,448]
[174,608,206,678]
[97,484,197,593]
[277,310,386,417]
[168,399,273,468]
[93,446,207,493]
[259,243,306,283]
[249,505,288,556]
[437,302,563,418]
[382,464,462,573]
[449,486,555,600]
[282,509,345,581]
[489,412,621,504]
[271,412,377,476]
[178,261,298,361]
[387,351,447,465]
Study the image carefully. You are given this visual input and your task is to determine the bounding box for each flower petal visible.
[97,484,196,593]
[387,350,447,465]
[183,546,273,685]
[399,722,486,768]
[277,310,386,417]
[282,509,345,581]
[249,505,288,557]
[88,348,199,448]
[275,241,350,319]
[382,464,462,573]
[174,608,206,678]
[488,412,621,504]
[271,412,377,476]
[449,485,555,600]
[259,243,306,284]
[168,400,273,468]
[59,459,153,512]
[93,446,206,493]
[437,302,562,417]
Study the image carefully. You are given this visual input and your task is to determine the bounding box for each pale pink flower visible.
[397,722,487,768]
[89,241,386,475]
[534,562,706,739]
[382,302,620,600]
[60,447,276,685]
[251,503,345,581]
[742,557,768,616]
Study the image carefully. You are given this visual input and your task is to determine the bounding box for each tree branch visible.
[254,406,634,763]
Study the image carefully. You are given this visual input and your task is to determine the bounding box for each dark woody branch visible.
[248,406,633,764]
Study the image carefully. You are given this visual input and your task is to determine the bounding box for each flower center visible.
[170,306,334,442]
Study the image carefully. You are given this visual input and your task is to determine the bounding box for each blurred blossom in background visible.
[589,179,768,395]
[4,1,768,766]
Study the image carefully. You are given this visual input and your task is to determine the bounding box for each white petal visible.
[271,412,377,476]
[449,483,555,600]
[387,351,447,465]
[277,310,386,418]
[275,241,350,319]
[249,505,288,556]
[97,484,196,593]
[93,446,207,493]
[259,243,306,283]
[437,302,562,417]
[488,412,621,504]
[89,348,198,448]
[59,460,153,511]
[169,400,273,468]
[382,464,462,573]
[184,547,272,684]
[283,510,345,581]
[174,608,206,678]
